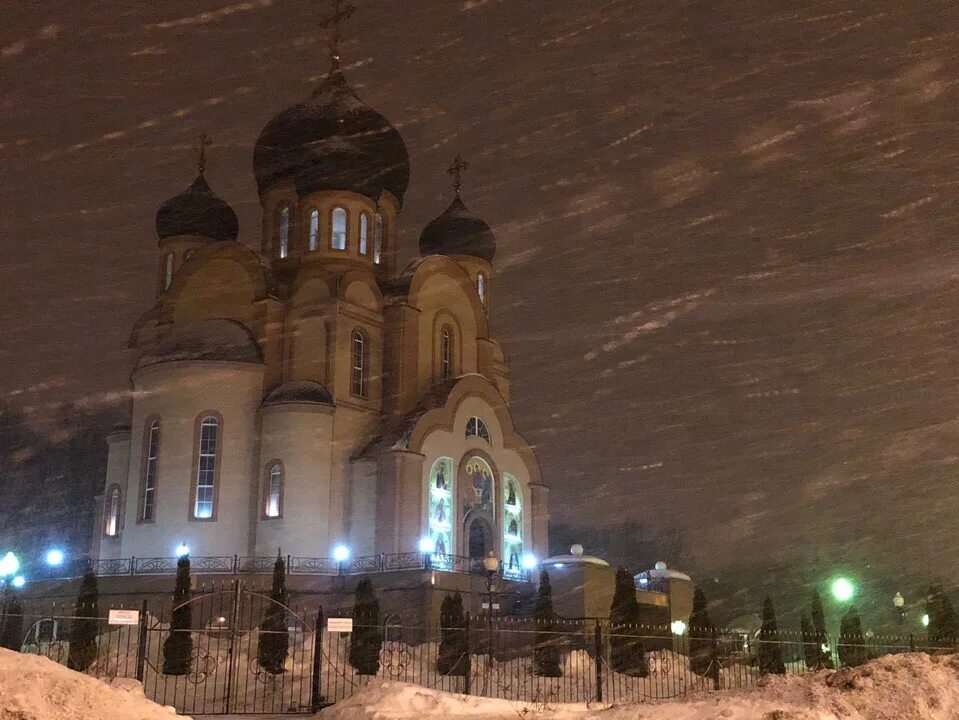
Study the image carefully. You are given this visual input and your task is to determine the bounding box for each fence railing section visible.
[0,597,951,716]
[80,552,532,582]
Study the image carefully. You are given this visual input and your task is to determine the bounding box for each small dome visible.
[155,175,239,243]
[139,319,262,367]
[253,63,410,204]
[419,196,496,262]
[263,380,333,406]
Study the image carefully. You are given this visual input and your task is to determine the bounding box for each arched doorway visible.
[466,516,493,558]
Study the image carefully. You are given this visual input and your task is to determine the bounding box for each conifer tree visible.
[837,606,867,667]
[800,613,818,670]
[162,555,193,675]
[437,591,470,677]
[258,553,290,674]
[68,571,100,671]
[609,567,647,677]
[0,594,24,651]
[688,587,718,683]
[926,585,959,651]
[533,570,562,677]
[349,578,382,675]
[757,596,785,675]
[810,591,833,669]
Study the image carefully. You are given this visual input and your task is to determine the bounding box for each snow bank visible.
[320,652,959,720]
[0,648,187,720]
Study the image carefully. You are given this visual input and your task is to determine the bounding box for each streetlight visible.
[893,592,906,631]
[11,576,25,589]
[482,552,499,689]
[831,577,855,603]
[45,549,65,567]
[0,552,19,578]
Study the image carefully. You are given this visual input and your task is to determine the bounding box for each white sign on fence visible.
[327,617,354,633]
[108,609,140,626]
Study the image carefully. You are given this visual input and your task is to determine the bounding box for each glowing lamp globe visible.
[332,544,350,563]
[0,552,20,577]
[831,577,855,602]
[482,552,499,573]
[418,537,436,554]
[671,620,688,636]
[922,614,930,628]
[11,575,25,589]
[46,549,65,567]
[521,553,538,570]
[174,544,190,558]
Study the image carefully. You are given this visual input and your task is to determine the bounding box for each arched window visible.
[141,419,160,521]
[193,415,220,519]
[441,326,453,380]
[373,213,383,264]
[477,273,487,305]
[277,206,290,258]
[465,417,491,443]
[308,208,320,252]
[428,458,454,559]
[163,253,174,290]
[503,474,523,574]
[104,485,121,537]
[264,463,282,518]
[331,207,347,250]
[359,213,369,255]
[351,330,368,398]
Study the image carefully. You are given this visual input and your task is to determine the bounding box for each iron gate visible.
[141,581,318,714]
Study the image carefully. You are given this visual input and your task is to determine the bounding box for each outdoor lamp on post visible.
[893,592,906,630]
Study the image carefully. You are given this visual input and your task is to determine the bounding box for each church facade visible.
[92,50,548,576]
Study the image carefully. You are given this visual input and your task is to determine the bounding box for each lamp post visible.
[893,592,906,633]
[482,552,499,688]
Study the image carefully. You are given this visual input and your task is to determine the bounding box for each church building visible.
[91,38,548,578]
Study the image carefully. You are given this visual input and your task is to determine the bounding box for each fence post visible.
[135,599,148,682]
[311,607,325,711]
[594,620,603,703]
[129,556,136,575]
[464,612,472,696]
[909,633,915,652]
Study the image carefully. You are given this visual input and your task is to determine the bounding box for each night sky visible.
[3,1,959,624]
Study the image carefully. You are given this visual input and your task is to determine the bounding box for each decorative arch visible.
[339,270,384,311]
[457,452,498,556]
[405,256,490,339]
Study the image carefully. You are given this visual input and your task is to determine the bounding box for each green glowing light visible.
[831,577,855,602]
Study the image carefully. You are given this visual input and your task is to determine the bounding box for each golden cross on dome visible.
[319,0,355,66]
[447,154,470,196]
[196,132,212,176]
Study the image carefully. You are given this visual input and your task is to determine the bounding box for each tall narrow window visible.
[105,486,121,537]
[359,213,369,255]
[477,273,487,305]
[441,326,453,380]
[308,208,319,252]
[164,254,174,290]
[278,206,290,258]
[503,474,523,575]
[264,463,282,518]
[373,213,383,264]
[194,415,219,519]
[141,419,160,521]
[331,207,347,250]
[351,330,368,398]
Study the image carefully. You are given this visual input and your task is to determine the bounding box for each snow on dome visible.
[654,560,668,571]
[0,648,184,720]
[138,319,263,367]
[155,174,238,243]
[570,544,584,556]
[541,543,609,567]
[418,196,496,262]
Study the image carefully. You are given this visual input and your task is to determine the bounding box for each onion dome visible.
[253,60,410,205]
[138,319,262,367]
[155,174,239,243]
[419,196,496,262]
[263,380,333,406]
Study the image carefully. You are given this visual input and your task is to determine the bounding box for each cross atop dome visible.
[319,0,355,69]
[447,154,470,196]
[195,132,212,176]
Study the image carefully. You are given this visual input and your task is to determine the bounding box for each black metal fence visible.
[0,592,950,715]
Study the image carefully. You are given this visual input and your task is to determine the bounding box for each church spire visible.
[446,154,470,198]
[319,0,355,72]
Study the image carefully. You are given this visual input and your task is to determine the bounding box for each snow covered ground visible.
[318,652,959,720]
[0,648,186,720]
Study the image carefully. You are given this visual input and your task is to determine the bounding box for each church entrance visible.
[466,516,493,558]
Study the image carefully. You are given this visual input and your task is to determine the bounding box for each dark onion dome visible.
[138,319,262,367]
[253,61,410,204]
[418,196,496,262]
[263,380,334,406]
[155,174,239,243]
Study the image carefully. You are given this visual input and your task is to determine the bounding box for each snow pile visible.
[0,648,186,720]
[319,652,959,720]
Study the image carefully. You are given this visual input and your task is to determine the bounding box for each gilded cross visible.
[447,154,470,196]
[319,0,355,64]
[196,132,212,176]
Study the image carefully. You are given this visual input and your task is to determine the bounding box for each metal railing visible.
[85,552,532,581]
